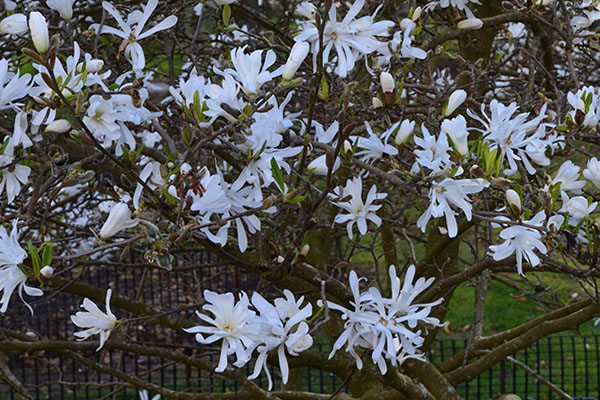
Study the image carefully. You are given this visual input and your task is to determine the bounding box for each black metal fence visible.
[0,259,598,399]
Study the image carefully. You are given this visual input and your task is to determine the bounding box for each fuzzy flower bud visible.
[100,203,139,239]
[372,97,383,109]
[505,189,521,211]
[283,41,310,81]
[380,71,395,93]
[29,12,50,54]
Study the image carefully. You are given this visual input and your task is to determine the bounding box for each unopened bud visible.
[444,89,467,117]
[262,194,276,209]
[284,190,297,202]
[343,140,353,157]
[395,120,415,145]
[325,149,334,169]
[470,164,484,177]
[412,6,422,21]
[380,71,395,93]
[506,189,521,211]
[40,266,54,279]
[282,41,310,81]
[457,18,483,30]
[44,119,71,133]
[301,244,310,257]
[29,12,50,54]
[372,97,383,109]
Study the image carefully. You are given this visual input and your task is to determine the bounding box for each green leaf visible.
[41,244,53,268]
[318,74,329,102]
[271,158,285,193]
[222,4,231,26]
[27,241,41,282]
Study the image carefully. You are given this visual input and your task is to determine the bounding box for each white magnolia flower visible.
[83,96,120,147]
[559,192,597,226]
[247,91,300,153]
[353,121,399,163]
[411,124,452,174]
[29,12,50,54]
[378,18,427,64]
[0,265,44,314]
[444,89,467,116]
[313,120,339,144]
[468,100,549,176]
[184,290,258,372]
[307,154,340,175]
[417,172,489,238]
[324,265,442,374]
[9,111,33,149]
[0,220,26,268]
[567,86,600,129]
[441,115,469,156]
[0,13,28,34]
[0,220,42,314]
[489,211,547,276]
[100,203,139,239]
[133,161,165,209]
[282,41,310,81]
[138,390,160,400]
[295,0,394,77]
[0,146,31,204]
[249,291,313,389]
[91,0,178,73]
[47,0,75,20]
[551,160,585,194]
[71,288,118,351]
[583,157,600,189]
[0,58,32,111]
[216,46,282,97]
[329,177,387,239]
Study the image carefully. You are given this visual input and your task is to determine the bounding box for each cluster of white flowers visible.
[322,265,443,374]
[0,220,43,314]
[184,289,313,389]
[1,0,600,393]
